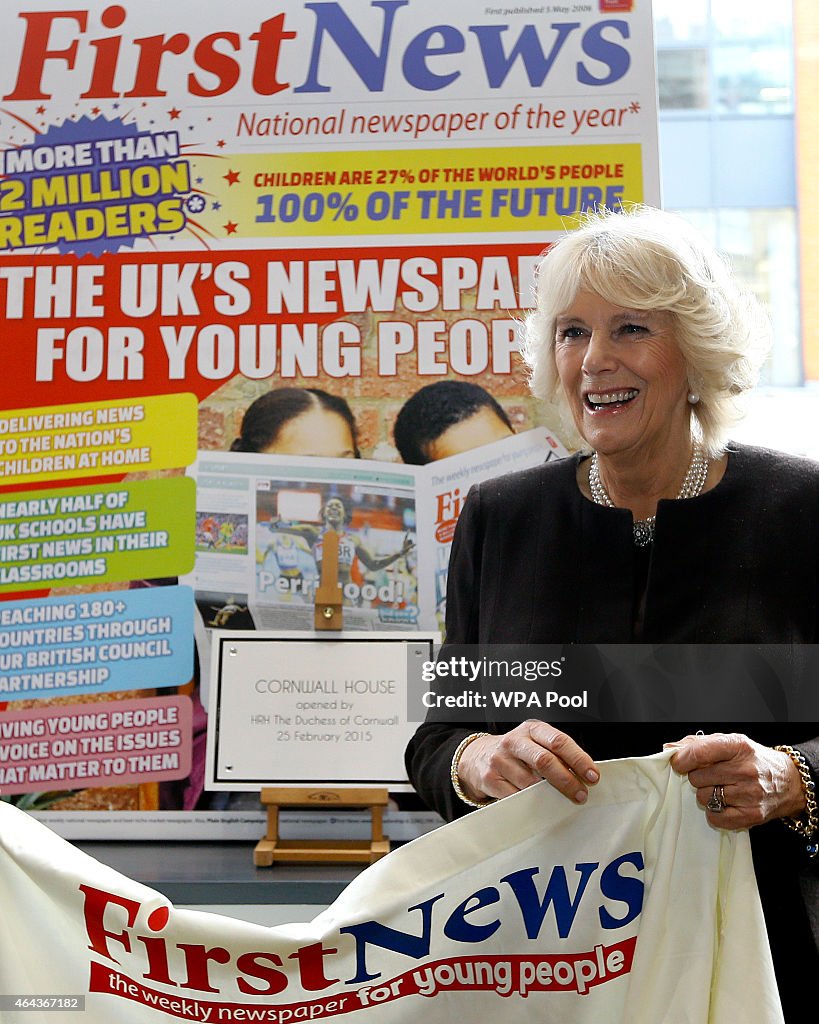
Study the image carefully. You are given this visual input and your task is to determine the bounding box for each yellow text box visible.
[0,393,197,486]
[205,144,643,237]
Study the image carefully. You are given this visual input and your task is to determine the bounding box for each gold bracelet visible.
[451,732,495,809]
[774,744,818,857]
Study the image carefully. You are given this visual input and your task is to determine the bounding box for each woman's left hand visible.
[667,732,805,830]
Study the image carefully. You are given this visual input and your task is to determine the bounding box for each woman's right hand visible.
[456,720,600,805]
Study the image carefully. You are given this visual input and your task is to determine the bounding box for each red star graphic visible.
[168,107,182,120]
[91,106,101,115]
[216,139,226,149]
[224,169,240,186]
[224,221,238,235]
[36,105,46,115]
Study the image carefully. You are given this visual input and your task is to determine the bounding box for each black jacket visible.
[442,443,819,645]
[405,444,819,1019]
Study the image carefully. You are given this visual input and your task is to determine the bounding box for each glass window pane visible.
[671,209,718,247]
[716,209,800,386]
[657,48,710,110]
[714,45,793,114]
[653,0,708,44]
[711,0,792,43]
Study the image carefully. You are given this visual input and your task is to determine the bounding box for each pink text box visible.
[0,695,192,794]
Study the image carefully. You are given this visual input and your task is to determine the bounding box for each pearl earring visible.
[687,391,700,404]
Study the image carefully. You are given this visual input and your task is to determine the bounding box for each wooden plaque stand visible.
[254,533,387,866]
[253,787,390,866]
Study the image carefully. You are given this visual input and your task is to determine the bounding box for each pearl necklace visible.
[589,442,709,547]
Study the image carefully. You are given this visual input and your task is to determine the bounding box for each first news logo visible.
[3,2,634,102]
[600,0,634,11]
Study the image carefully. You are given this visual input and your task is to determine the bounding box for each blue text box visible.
[0,585,194,701]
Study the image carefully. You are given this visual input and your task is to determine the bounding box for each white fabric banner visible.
[0,752,783,1023]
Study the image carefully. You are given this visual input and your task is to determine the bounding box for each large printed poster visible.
[0,1,660,835]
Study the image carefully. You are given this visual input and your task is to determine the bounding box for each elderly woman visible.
[404,206,819,1019]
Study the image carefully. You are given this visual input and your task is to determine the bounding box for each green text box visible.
[0,477,195,593]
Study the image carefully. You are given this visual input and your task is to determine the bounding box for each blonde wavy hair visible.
[521,205,772,456]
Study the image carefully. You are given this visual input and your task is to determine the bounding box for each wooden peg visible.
[314,527,343,630]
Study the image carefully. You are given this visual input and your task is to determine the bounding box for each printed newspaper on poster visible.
[0,0,661,836]
[189,428,567,634]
